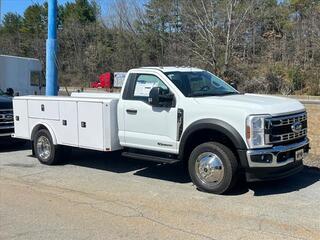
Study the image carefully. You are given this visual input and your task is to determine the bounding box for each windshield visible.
[0,89,5,96]
[165,71,238,97]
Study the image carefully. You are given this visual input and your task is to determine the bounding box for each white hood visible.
[193,93,305,116]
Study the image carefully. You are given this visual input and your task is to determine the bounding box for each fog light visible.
[251,154,273,163]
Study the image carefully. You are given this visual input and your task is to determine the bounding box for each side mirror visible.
[148,87,160,106]
[148,87,174,107]
[230,82,238,90]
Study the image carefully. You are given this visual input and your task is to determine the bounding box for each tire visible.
[33,129,61,165]
[188,142,238,194]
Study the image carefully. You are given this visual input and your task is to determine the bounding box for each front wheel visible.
[188,142,238,194]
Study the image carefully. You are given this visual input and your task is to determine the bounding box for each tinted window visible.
[165,71,237,97]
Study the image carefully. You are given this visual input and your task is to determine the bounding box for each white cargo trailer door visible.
[58,101,78,146]
[78,101,104,150]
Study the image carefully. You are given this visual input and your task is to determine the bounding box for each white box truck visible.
[0,55,43,96]
[12,67,309,194]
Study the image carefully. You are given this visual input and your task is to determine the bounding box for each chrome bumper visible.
[246,139,309,168]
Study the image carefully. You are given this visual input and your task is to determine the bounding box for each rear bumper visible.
[239,139,309,182]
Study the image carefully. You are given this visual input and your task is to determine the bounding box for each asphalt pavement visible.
[0,144,319,240]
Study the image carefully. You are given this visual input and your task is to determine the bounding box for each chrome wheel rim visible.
[195,152,224,186]
[36,136,51,160]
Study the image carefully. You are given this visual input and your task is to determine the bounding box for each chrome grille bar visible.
[271,128,307,143]
[0,109,14,130]
[271,112,307,127]
[266,111,307,144]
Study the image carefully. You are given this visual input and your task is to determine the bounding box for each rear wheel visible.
[33,129,61,165]
[188,142,238,194]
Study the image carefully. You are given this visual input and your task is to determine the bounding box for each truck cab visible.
[13,67,309,194]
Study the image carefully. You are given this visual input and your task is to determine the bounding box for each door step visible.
[122,151,180,164]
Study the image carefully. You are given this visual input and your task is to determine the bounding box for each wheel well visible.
[182,129,239,162]
[31,124,48,141]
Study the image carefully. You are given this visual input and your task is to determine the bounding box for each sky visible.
[0,0,116,22]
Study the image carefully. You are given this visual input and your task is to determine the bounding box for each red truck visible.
[90,72,112,88]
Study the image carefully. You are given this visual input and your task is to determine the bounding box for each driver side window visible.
[132,74,168,100]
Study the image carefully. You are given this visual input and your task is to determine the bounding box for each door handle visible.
[126,109,137,114]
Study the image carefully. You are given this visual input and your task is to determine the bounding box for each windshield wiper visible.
[189,93,217,97]
[190,92,239,97]
[215,92,239,96]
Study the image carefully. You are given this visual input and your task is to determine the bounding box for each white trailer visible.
[0,55,43,96]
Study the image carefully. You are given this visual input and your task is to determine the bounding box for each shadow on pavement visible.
[67,149,191,184]
[0,139,31,153]
[2,144,318,195]
[67,149,319,193]
[248,166,320,196]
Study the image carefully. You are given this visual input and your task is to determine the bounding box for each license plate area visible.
[295,149,304,161]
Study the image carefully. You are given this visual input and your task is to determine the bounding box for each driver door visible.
[122,73,178,154]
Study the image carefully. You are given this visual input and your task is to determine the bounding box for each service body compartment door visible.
[13,99,29,139]
[103,99,121,151]
[78,101,104,150]
[28,100,59,120]
[58,101,78,146]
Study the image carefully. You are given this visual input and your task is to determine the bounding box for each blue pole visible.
[45,0,58,96]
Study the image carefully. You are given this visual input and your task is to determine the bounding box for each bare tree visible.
[224,0,253,73]
[181,0,219,72]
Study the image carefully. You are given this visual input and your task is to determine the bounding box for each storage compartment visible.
[103,99,121,151]
[13,99,29,139]
[58,101,78,146]
[13,96,121,152]
[28,100,59,120]
[78,101,104,150]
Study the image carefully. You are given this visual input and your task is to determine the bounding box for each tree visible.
[0,0,319,95]
[1,13,23,34]
[21,4,47,34]
[61,0,98,24]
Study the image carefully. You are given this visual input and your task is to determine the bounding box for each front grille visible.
[0,109,14,136]
[265,112,307,145]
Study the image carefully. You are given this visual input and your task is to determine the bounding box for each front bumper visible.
[243,139,309,181]
[0,124,14,137]
[245,160,304,182]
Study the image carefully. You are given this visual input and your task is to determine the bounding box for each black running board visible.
[122,152,180,164]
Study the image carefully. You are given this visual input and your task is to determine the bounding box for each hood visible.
[193,93,305,116]
[0,96,13,109]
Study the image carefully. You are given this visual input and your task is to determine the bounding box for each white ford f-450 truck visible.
[12,67,309,194]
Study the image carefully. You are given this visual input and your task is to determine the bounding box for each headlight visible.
[246,115,271,149]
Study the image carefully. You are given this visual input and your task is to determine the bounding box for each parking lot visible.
[0,144,319,240]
